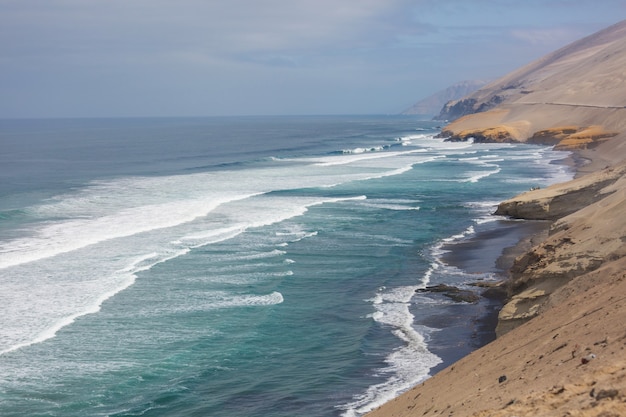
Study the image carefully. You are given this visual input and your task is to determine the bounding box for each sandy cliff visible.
[494,161,626,336]
[366,19,626,417]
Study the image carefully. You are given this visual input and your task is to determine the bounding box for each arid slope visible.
[438,20,626,152]
[366,19,626,417]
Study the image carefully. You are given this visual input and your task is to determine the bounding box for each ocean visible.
[0,116,572,417]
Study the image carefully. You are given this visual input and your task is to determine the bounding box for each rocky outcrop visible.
[367,256,626,417]
[494,163,626,336]
[438,124,525,143]
[416,284,480,304]
[528,125,619,150]
[436,98,478,121]
[438,122,620,149]
[494,164,626,220]
[403,80,489,117]
[436,94,504,121]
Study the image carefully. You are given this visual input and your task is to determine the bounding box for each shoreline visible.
[366,140,626,416]
[364,20,626,415]
[423,218,550,375]
[416,144,582,379]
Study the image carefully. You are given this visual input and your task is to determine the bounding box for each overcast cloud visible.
[1,0,625,118]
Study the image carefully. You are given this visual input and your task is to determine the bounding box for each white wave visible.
[0,191,373,355]
[340,324,439,415]
[422,138,475,151]
[397,133,434,142]
[237,291,284,306]
[0,242,197,357]
[312,149,428,167]
[6,146,445,273]
[288,231,319,243]
[534,148,574,184]
[0,169,368,272]
[151,291,285,315]
[357,199,420,211]
[342,268,442,416]
[462,167,501,183]
[430,225,476,259]
[341,318,440,415]
[463,200,500,224]
[176,226,248,248]
[464,200,501,211]
[232,249,287,261]
[443,225,475,244]
[195,291,285,310]
[0,194,258,270]
[371,235,414,245]
[474,216,500,225]
[276,228,318,239]
[342,145,387,154]
[0,271,136,356]
[481,156,505,162]
[499,146,573,187]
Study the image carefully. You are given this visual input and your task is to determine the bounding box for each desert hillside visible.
[438,19,626,156]
[367,19,626,417]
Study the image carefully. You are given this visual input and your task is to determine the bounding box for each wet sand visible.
[422,218,550,374]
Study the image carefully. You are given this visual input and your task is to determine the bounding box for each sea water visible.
[0,116,572,416]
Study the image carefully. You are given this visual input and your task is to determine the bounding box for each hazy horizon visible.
[2,1,626,119]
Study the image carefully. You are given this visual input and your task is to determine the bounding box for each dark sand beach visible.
[424,219,551,374]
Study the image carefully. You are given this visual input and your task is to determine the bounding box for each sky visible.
[1,0,626,118]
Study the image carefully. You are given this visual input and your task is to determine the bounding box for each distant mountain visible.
[401,80,489,117]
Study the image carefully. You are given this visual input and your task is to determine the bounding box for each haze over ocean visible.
[0,116,572,416]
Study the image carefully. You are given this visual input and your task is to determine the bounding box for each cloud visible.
[1,0,625,117]
[510,27,585,46]
[1,0,408,65]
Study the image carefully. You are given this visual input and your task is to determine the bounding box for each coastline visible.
[423,217,550,375]
[364,21,626,416]
[366,141,626,416]
[413,139,613,381]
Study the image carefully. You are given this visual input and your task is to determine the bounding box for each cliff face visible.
[402,80,488,117]
[494,163,626,335]
[436,94,503,121]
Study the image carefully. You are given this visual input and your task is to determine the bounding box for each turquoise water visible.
[0,116,571,416]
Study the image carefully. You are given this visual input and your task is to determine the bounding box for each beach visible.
[424,218,550,375]
[367,133,626,417]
